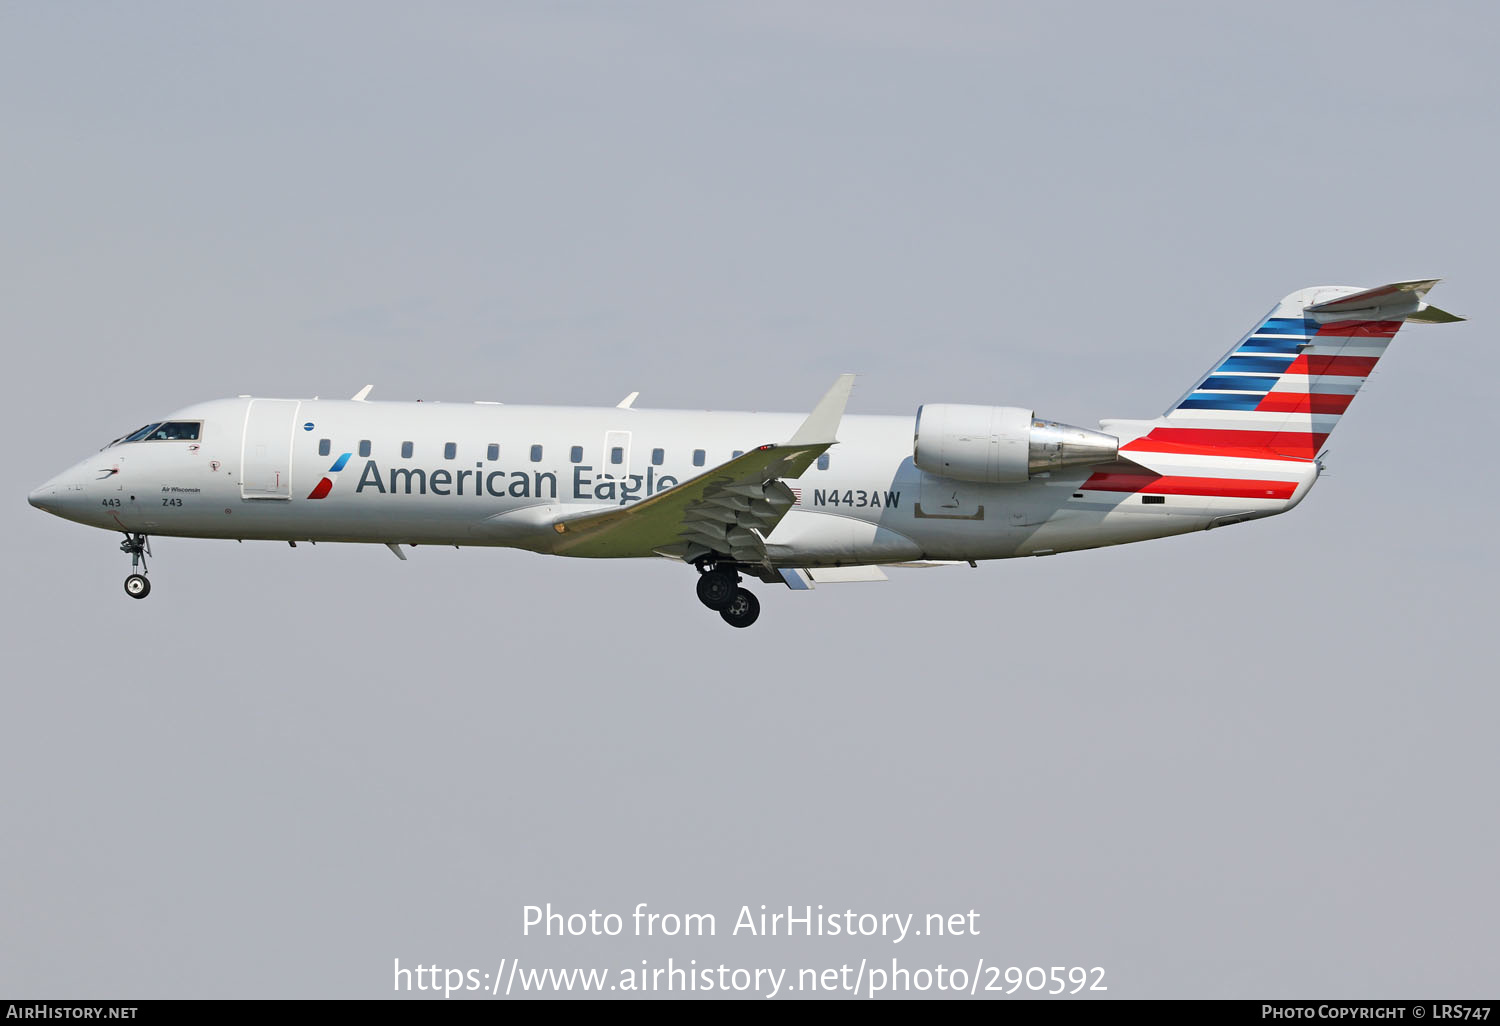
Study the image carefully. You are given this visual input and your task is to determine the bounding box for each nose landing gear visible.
[120,533,152,599]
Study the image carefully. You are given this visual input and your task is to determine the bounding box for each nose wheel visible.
[120,533,152,599]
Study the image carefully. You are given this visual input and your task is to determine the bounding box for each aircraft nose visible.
[29,469,86,517]
[29,481,61,512]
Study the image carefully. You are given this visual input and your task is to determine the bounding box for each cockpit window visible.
[145,421,201,441]
[121,423,163,443]
[108,421,201,447]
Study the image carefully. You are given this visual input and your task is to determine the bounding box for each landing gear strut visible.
[120,533,151,599]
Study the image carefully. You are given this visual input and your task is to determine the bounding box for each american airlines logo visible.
[306,453,352,500]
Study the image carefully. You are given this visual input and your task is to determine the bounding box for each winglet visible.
[352,384,374,402]
[616,391,640,409]
[787,374,856,446]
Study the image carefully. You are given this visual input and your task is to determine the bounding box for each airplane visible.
[28,279,1462,628]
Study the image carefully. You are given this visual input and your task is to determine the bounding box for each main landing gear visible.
[694,562,761,628]
[120,533,152,599]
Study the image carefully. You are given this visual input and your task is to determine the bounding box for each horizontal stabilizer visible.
[1305,278,1440,315]
[1305,278,1463,324]
[1407,303,1466,324]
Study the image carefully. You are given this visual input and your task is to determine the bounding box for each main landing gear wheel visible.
[695,568,739,611]
[719,588,760,628]
[124,574,151,599]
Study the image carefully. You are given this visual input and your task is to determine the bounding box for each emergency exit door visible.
[603,430,632,483]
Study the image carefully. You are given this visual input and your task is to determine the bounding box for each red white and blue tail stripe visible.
[1083,280,1460,512]
[1135,279,1459,461]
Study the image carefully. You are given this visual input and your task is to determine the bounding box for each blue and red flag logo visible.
[307,453,351,499]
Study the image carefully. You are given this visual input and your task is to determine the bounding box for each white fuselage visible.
[30,396,1319,567]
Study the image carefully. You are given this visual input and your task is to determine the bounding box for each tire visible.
[124,574,151,599]
[719,587,760,628]
[695,570,738,610]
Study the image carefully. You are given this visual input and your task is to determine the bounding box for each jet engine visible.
[912,404,1119,484]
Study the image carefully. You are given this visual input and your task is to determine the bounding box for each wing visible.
[549,374,855,563]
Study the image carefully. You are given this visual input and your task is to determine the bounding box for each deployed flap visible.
[549,375,856,563]
[779,568,815,590]
[806,565,888,583]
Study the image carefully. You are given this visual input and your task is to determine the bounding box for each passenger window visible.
[531,445,543,462]
[652,448,664,466]
[318,439,331,457]
[692,449,705,467]
[570,446,583,464]
[611,447,624,464]
[401,441,414,459]
[358,440,371,458]
[444,442,457,460]
[487,444,500,461]
[817,453,830,471]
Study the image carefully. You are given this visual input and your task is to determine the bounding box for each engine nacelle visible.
[913,404,1119,484]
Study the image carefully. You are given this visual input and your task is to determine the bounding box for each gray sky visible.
[3,0,1496,999]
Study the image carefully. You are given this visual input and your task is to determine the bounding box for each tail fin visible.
[1137,279,1462,460]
